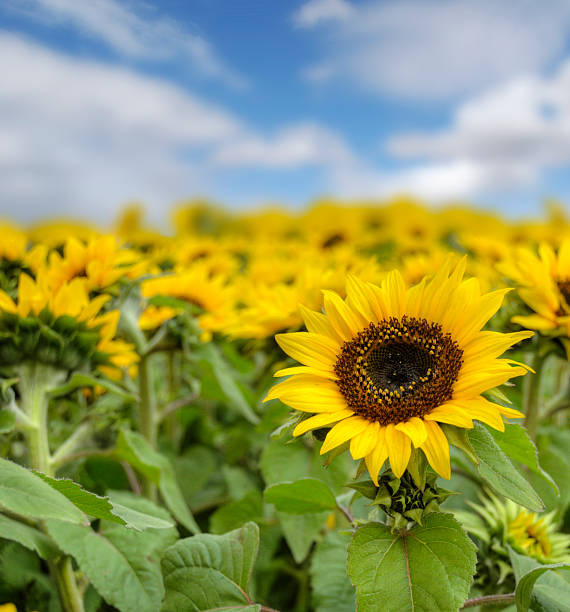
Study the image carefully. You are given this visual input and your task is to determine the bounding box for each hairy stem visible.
[523,352,545,440]
[18,362,85,612]
[138,353,158,499]
[461,592,515,609]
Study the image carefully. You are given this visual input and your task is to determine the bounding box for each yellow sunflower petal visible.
[424,405,474,428]
[0,291,17,314]
[350,421,381,459]
[385,424,411,478]
[420,421,451,479]
[345,274,379,323]
[496,404,525,419]
[273,365,337,379]
[383,270,406,319]
[293,410,354,436]
[322,290,365,341]
[394,416,427,447]
[450,397,505,431]
[299,304,343,344]
[320,416,370,454]
[275,332,340,373]
[511,314,557,331]
[365,427,388,486]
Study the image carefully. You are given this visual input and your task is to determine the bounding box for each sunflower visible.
[497,240,570,352]
[265,258,533,483]
[458,492,570,565]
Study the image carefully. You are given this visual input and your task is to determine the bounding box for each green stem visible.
[522,352,545,440]
[17,362,85,612]
[138,354,157,499]
[50,422,94,470]
[461,592,515,609]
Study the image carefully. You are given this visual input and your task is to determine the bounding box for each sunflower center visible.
[334,315,463,426]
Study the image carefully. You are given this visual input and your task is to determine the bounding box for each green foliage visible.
[161,522,260,611]
[468,422,544,511]
[264,478,337,514]
[347,513,477,612]
[115,429,200,533]
[509,546,570,612]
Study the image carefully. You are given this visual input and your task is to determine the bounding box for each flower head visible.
[266,259,532,483]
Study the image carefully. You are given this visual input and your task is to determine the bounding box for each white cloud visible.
[385,60,570,192]
[212,123,354,168]
[300,0,570,100]
[0,34,357,223]
[7,0,247,88]
[293,0,354,28]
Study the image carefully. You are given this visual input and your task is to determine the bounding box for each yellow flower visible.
[0,272,137,374]
[265,258,532,483]
[498,240,570,345]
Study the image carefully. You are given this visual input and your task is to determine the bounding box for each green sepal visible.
[346,479,378,500]
[407,447,428,490]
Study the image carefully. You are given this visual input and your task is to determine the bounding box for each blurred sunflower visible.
[266,259,532,483]
[498,240,570,354]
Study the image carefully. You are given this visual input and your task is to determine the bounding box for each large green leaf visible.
[0,458,86,524]
[486,423,558,494]
[195,343,259,424]
[46,519,160,612]
[115,429,200,534]
[468,423,544,511]
[509,546,570,612]
[0,513,59,560]
[311,531,355,612]
[161,522,260,612]
[36,474,173,530]
[347,513,476,612]
[99,492,179,612]
[265,478,337,514]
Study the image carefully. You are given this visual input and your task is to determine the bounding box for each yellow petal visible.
[350,421,381,459]
[293,410,354,436]
[394,417,427,447]
[0,291,17,314]
[275,332,339,373]
[420,421,451,479]
[385,424,411,478]
[322,290,365,341]
[273,365,337,379]
[383,270,406,319]
[424,405,474,428]
[511,314,557,331]
[450,397,505,431]
[365,427,388,486]
[345,274,378,323]
[298,304,342,343]
[320,416,369,454]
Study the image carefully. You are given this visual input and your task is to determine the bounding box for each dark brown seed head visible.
[333,315,463,426]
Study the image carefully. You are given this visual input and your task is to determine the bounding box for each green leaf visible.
[48,372,137,401]
[161,522,260,612]
[115,429,200,534]
[195,343,259,424]
[99,492,179,612]
[0,457,86,524]
[210,490,263,535]
[311,531,355,612]
[346,479,378,500]
[509,546,570,612]
[468,423,544,511]
[485,423,559,494]
[440,424,479,465]
[36,474,173,530]
[264,478,337,514]
[347,513,476,612]
[280,512,327,564]
[0,513,59,559]
[45,519,160,612]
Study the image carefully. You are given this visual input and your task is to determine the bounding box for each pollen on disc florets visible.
[334,315,463,426]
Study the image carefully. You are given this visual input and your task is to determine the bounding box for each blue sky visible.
[1,0,570,224]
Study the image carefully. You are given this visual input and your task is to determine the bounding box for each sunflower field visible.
[0,199,569,612]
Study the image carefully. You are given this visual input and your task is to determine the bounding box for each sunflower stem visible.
[522,352,546,440]
[138,352,158,499]
[17,362,85,612]
[460,592,515,609]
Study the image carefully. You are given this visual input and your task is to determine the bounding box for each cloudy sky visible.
[1,0,570,224]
